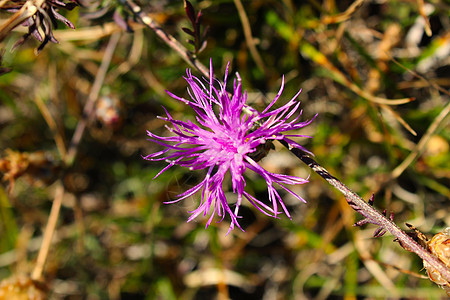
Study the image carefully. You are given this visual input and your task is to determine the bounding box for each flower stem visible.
[279,139,450,283]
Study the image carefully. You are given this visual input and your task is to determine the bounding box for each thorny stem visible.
[279,139,450,283]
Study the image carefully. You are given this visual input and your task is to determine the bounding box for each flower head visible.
[144,61,315,232]
[1,0,78,53]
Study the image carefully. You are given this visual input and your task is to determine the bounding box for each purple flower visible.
[144,61,316,232]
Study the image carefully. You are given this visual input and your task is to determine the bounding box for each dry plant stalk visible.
[280,139,450,287]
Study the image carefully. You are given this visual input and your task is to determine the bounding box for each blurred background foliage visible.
[0,0,449,299]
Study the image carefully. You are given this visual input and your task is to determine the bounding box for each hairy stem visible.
[279,139,450,283]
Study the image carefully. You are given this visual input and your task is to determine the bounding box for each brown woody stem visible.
[279,139,450,283]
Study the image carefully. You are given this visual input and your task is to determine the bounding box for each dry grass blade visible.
[355,231,399,297]
[377,261,429,279]
[30,182,64,281]
[300,42,414,105]
[108,28,144,82]
[53,23,129,42]
[233,0,267,75]
[391,56,450,97]
[417,0,432,37]
[321,0,364,24]
[65,32,121,166]
[33,96,67,158]
[381,104,417,136]
[392,100,450,179]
